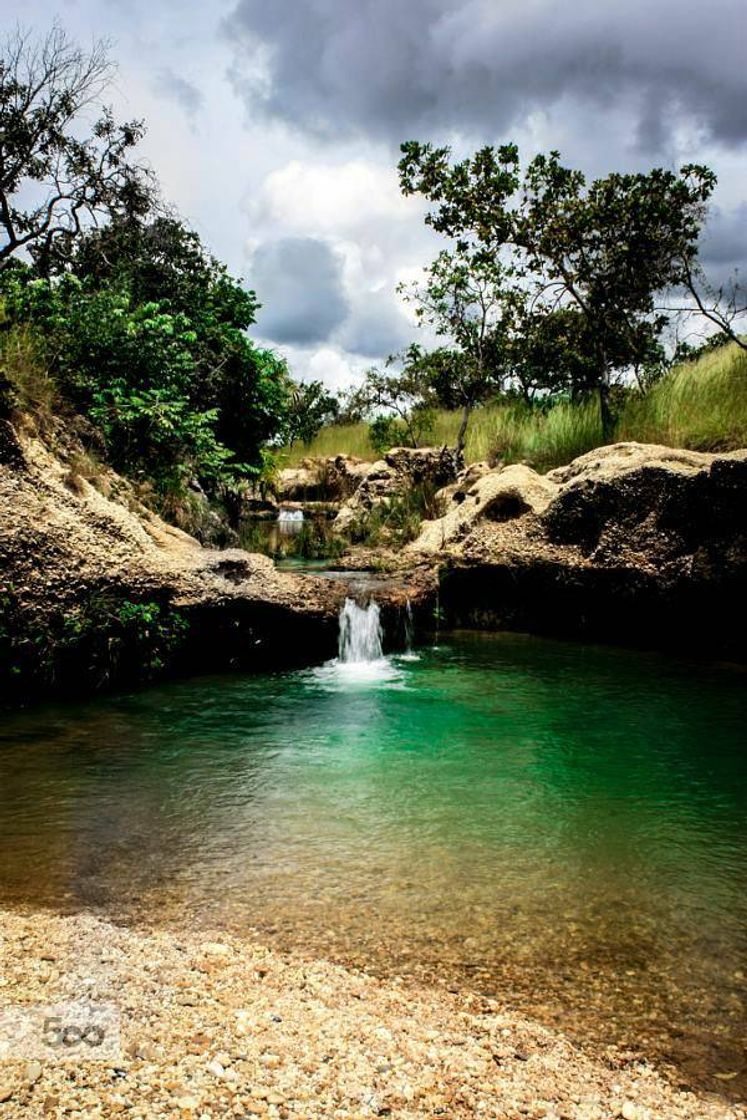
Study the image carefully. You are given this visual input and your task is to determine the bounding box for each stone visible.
[25,1061,42,1084]
[408,463,557,554]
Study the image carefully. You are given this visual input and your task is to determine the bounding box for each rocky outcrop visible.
[334,446,459,534]
[411,464,557,553]
[276,455,371,504]
[0,421,346,700]
[407,442,747,656]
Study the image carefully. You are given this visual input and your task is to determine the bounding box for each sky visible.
[5,0,747,389]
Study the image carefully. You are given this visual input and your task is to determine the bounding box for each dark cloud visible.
[224,0,747,151]
[154,69,204,120]
[699,204,747,289]
[251,237,349,346]
[338,292,413,359]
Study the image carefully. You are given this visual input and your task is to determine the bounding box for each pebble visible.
[25,1061,42,1085]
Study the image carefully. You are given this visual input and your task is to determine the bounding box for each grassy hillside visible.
[282,342,747,471]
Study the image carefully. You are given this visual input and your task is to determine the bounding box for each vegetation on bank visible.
[281,341,747,470]
[0,586,190,699]
[0,24,745,548]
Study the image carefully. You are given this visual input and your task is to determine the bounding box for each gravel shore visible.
[0,909,743,1120]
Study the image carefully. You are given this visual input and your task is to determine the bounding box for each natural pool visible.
[0,632,745,1096]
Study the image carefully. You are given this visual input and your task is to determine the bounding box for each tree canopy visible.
[0,25,154,274]
[399,141,716,437]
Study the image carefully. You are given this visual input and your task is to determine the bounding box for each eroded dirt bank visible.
[0,420,344,699]
[0,908,743,1120]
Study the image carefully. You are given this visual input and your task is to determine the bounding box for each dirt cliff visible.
[0,420,342,699]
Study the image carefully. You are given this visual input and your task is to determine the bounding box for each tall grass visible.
[0,322,59,428]
[282,423,375,465]
[616,342,747,451]
[282,342,747,472]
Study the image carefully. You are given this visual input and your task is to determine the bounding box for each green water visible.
[1,632,745,1094]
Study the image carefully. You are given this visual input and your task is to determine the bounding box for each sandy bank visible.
[0,909,742,1120]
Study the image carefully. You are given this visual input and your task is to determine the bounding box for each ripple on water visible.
[0,632,745,1098]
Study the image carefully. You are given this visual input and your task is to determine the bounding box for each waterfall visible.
[338,598,383,663]
[277,508,304,536]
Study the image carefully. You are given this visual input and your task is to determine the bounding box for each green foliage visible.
[349,482,443,548]
[285,342,747,471]
[238,517,345,562]
[617,340,747,451]
[0,228,290,496]
[399,140,716,437]
[345,353,438,451]
[0,26,154,273]
[368,409,434,454]
[281,422,375,466]
[286,379,339,447]
[0,589,189,697]
[369,414,408,454]
[398,248,514,450]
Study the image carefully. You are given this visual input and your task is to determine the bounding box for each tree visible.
[345,356,437,449]
[399,142,716,439]
[0,25,154,273]
[509,308,596,403]
[399,246,513,453]
[662,262,747,353]
[65,214,290,472]
[285,380,339,447]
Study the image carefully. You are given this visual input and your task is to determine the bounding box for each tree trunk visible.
[456,404,471,457]
[598,375,614,442]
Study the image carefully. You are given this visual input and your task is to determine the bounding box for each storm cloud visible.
[251,237,350,346]
[225,0,747,152]
[6,0,747,385]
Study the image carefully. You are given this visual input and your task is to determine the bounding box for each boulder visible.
[334,446,460,535]
[407,441,747,657]
[0,427,344,699]
[409,464,557,554]
[276,455,370,504]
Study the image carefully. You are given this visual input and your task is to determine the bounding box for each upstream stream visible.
[0,621,745,1097]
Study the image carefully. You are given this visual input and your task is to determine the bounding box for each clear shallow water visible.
[1,633,745,1095]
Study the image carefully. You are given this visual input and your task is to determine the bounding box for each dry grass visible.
[282,342,747,471]
[0,323,58,431]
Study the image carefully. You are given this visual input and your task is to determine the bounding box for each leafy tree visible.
[0,260,289,492]
[399,142,715,438]
[65,215,290,471]
[346,356,436,449]
[285,379,339,447]
[507,307,605,403]
[0,26,154,273]
[399,247,513,452]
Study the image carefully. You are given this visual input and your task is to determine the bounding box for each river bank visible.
[0,907,743,1120]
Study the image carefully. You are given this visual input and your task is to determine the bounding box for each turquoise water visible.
[0,632,745,1094]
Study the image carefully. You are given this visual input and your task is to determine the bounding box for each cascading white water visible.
[277,508,304,536]
[338,597,383,663]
